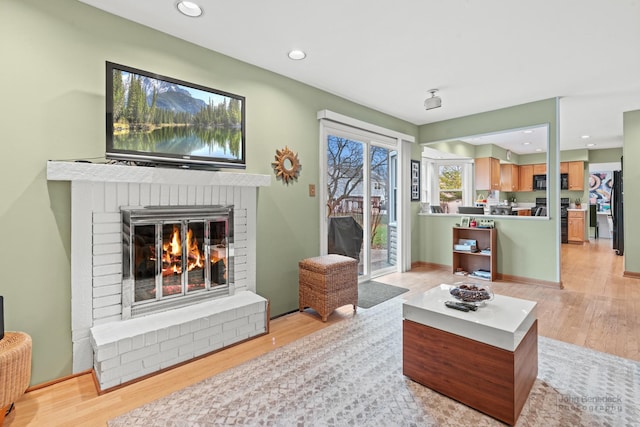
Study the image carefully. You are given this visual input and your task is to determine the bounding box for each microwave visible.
[560,173,569,190]
[534,173,568,190]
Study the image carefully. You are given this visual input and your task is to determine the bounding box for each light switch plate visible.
[309,184,316,197]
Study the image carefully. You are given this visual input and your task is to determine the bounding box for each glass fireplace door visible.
[123,205,234,318]
[132,223,158,303]
[161,221,208,297]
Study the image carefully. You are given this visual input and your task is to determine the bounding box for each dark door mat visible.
[358,281,409,308]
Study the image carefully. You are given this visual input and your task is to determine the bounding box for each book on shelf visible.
[471,269,491,279]
[454,239,477,252]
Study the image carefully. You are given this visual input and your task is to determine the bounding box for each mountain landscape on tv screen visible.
[131,76,207,115]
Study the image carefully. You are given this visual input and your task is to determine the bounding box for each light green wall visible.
[427,140,476,158]
[411,142,424,263]
[589,147,623,163]
[0,0,417,385]
[417,99,560,282]
[623,111,640,273]
[560,149,589,162]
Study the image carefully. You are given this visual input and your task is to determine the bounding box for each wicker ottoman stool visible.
[0,332,32,426]
[299,254,358,322]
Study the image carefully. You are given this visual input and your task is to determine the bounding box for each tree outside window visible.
[438,164,463,212]
[326,136,389,245]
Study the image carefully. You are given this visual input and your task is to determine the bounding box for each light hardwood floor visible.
[5,238,639,426]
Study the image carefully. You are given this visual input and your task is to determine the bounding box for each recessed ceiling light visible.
[581,135,590,139]
[523,130,533,134]
[535,148,543,152]
[523,142,531,145]
[586,143,596,147]
[288,50,306,60]
[177,1,203,17]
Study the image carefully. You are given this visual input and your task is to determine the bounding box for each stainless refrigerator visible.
[612,169,624,256]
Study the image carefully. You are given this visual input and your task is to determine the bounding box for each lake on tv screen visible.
[113,126,243,160]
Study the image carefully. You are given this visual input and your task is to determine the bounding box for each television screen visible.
[106,62,245,169]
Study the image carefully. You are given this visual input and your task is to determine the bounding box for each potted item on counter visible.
[575,198,582,209]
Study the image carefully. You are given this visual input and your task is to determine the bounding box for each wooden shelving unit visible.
[452,227,497,281]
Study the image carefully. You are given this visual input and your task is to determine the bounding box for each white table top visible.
[403,284,537,351]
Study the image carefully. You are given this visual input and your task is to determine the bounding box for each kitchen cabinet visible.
[475,157,500,191]
[519,165,534,191]
[568,161,584,190]
[500,164,520,191]
[568,210,585,244]
[533,163,546,175]
[452,227,497,281]
[560,162,569,174]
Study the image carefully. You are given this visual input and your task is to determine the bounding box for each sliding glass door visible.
[324,125,397,280]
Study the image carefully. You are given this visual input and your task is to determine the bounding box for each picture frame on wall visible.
[411,160,420,201]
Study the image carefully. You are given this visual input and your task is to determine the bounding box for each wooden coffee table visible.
[402,284,537,426]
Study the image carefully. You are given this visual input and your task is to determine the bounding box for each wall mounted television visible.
[106,62,245,170]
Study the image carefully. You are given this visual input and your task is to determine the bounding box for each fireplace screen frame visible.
[121,205,234,319]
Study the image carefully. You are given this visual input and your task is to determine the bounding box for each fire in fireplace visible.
[122,205,234,318]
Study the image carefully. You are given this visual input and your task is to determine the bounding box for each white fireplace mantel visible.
[46,160,271,187]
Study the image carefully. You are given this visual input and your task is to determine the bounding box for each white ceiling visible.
[79,0,640,152]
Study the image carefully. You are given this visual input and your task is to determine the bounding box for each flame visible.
[186,228,203,271]
[162,225,204,276]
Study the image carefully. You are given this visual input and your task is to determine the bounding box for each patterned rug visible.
[357,281,409,308]
[109,297,639,426]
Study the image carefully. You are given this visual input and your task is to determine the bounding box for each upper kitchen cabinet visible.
[519,164,534,191]
[500,164,520,191]
[533,163,547,175]
[560,162,569,174]
[568,161,584,190]
[476,157,500,190]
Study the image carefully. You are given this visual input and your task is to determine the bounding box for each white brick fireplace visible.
[47,161,270,390]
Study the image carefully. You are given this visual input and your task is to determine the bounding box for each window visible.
[424,159,473,213]
[438,164,463,207]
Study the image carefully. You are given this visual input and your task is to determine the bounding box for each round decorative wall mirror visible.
[272,146,301,184]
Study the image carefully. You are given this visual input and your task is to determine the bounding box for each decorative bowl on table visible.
[449,283,493,305]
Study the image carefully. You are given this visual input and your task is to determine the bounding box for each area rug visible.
[109,298,639,426]
[357,280,409,308]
